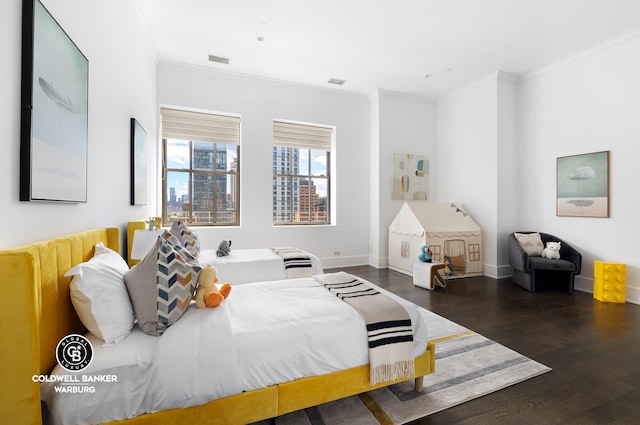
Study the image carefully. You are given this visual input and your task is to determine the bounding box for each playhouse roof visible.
[389,202,481,238]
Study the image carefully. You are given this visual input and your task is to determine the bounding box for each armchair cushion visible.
[528,257,577,272]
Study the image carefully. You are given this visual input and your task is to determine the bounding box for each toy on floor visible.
[541,241,561,259]
[418,245,433,263]
[443,256,454,276]
[216,240,232,257]
[195,264,231,308]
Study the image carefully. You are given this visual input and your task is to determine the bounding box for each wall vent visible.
[328,78,346,85]
[208,54,230,65]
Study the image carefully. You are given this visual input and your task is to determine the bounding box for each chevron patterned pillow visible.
[124,231,201,336]
[169,220,201,258]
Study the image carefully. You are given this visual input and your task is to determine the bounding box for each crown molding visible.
[157,61,369,101]
[520,26,640,84]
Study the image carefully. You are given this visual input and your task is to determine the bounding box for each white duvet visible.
[197,248,324,284]
[42,277,428,425]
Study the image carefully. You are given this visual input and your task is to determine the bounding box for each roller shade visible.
[161,108,240,144]
[273,121,332,151]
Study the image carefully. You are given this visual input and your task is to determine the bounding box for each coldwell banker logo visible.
[56,334,93,371]
[34,334,118,394]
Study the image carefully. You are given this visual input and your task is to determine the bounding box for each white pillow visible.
[65,243,134,345]
[513,232,545,256]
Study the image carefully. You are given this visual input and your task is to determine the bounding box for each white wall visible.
[0,0,158,251]
[496,73,519,277]
[156,63,370,268]
[370,90,437,267]
[437,74,502,276]
[517,30,640,303]
[368,91,382,266]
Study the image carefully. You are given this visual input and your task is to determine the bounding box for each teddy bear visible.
[418,245,433,263]
[195,264,231,308]
[541,241,561,259]
[216,240,232,257]
[443,255,454,276]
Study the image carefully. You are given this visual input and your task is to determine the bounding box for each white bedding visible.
[42,276,428,425]
[197,248,324,284]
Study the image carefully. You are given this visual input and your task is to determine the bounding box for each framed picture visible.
[20,0,89,202]
[392,153,429,200]
[130,118,147,206]
[557,151,610,218]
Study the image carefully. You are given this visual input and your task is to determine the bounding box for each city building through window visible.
[273,120,333,225]
[161,108,240,226]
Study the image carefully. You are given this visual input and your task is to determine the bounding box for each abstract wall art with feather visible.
[20,0,89,202]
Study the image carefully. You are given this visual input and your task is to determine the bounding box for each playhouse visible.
[389,202,483,279]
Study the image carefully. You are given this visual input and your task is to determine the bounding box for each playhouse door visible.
[444,239,466,276]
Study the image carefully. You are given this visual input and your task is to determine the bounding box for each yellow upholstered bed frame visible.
[0,227,435,425]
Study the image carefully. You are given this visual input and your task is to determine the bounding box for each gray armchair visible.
[508,232,582,293]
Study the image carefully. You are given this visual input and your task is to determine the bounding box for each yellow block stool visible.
[593,261,626,303]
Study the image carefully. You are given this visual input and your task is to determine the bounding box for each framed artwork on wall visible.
[20,0,89,202]
[130,118,147,206]
[556,150,610,218]
[392,153,429,200]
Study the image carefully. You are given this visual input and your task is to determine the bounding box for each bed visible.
[195,248,323,284]
[127,219,324,283]
[0,227,435,425]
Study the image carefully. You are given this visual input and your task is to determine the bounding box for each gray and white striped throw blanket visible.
[314,272,415,385]
[271,247,313,278]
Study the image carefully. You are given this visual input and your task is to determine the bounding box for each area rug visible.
[255,306,551,425]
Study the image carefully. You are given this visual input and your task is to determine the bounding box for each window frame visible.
[272,120,333,226]
[161,108,240,227]
[272,146,331,225]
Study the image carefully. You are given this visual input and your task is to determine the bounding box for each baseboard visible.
[484,264,513,279]
[388,265,412,276]
[573,276,638,305]
[497,264,514,279]
[626,286,640,305]
[320,255,369,269]
[573,276,593,295]
[366,255,388,269]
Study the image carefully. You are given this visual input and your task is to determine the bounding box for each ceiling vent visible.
[328,78,346,86]
[208,54,230,65]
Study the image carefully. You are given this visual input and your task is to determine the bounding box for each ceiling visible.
[136,0,640,98]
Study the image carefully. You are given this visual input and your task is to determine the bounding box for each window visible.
[401,241,411,259]
[273,121,332,224]
[468,243,480,261]
[431,245,442,262]
[162,108,240,226]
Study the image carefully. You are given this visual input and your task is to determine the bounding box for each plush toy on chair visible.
[195,264,231,308]
[541,242,561,259]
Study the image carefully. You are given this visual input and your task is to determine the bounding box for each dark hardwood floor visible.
[329,266,640,425]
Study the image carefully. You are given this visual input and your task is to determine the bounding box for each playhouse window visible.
[401,241,411,258]
[468,244,481,261]
[431,245,442,262]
